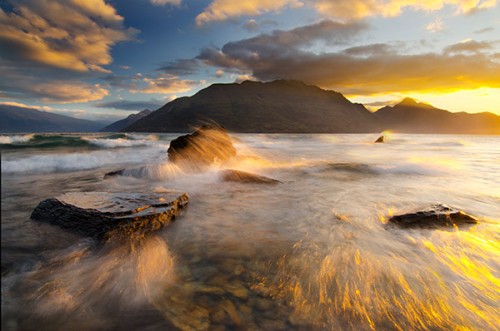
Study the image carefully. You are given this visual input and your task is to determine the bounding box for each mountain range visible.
[100,109,152,132]
[123,80,500,134]
[2,80,499,134]
[0,104,106,133]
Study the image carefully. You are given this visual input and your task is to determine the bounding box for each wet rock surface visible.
[387,203,478,228]
[374,135,384,143]
[221,169,281,184]
[167,124,237,169]
[31,192,189,240]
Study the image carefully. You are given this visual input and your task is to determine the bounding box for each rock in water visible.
[221,169,281,184]
[167,124,237,169]
[387,203,478,228]
[374,135,384,143]
[31,192,188,241]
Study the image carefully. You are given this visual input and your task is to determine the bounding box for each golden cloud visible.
[195,0,498,24]
[313,0,498,19]
[131,74,199,94]
[196,0,303,25]
[0,0,137,72]
[34,82,109,103]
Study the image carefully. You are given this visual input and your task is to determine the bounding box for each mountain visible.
[0,104,106,133]
[375,98,500,134]
[121,80,500,134]
[100,109,152,132]
[123,80,379,133]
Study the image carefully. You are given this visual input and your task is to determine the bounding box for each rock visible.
[374,135,384,143]
[31,192,188,241]
[168,124,237,169]
[221,169,281,184]
[387,203,478,228]
[103,169,125,178]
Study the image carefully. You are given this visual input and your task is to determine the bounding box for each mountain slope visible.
[123,80,379,133]
[100,109,152,132]
[0,104,105,133]
[375,98,500,134]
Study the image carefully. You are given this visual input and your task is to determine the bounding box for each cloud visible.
[94,98,164,110]
[0,63,110,103]
[313,0,499,19]
[215,69,225,77]
[444,40,493,53]
[195,0,498,24]
[158,59,201,75]
[150,0,181,5]
[34,82,109,103]
[0,0,137,72]
[193,21,500,95]
[131,74,199,94]
[426,17,444,33]
[0,101,52,111]
[196,0,303,26]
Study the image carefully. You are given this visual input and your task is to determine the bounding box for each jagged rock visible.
[374,135,384,143]
[387,204,478,228]
[31,192,188,241]
[167,124,237,169]
[220,169,281,184]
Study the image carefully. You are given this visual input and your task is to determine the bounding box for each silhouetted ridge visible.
[123,80,378,133]
[121,80,500,134]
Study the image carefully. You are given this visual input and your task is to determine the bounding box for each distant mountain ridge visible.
[122,80,499,134]
[100,109,152,132]
[0,104,105,133]
[375,98,500,134]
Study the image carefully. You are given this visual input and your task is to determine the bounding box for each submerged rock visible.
[374,135,384,143]
[221,169,281,184]
[168,124,237,169]
[387,203,478,228]
[104,169,125,178]
[31,192,188,241]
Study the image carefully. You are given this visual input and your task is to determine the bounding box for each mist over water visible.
[2,133,499,330]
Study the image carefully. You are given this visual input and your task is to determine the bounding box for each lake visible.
[1,132,499,330]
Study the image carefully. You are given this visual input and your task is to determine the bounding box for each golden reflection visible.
[272,225,500,330]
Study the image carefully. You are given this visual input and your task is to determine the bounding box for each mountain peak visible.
[399,97,419,106]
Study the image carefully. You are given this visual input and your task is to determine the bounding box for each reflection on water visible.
[1,133,499,330]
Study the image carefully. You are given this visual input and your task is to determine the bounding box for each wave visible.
[0,133,166,150]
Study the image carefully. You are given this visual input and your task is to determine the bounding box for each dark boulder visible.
[374,135,384,143]
[221,169,281,184]
[31,192,188,242]
[167,124,237,169]
[387,203,478,228]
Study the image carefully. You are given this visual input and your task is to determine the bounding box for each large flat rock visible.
[31,192,188,241]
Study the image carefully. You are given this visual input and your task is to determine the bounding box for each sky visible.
[0,0,499,122]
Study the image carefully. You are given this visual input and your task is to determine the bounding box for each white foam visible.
[0,134,34,144]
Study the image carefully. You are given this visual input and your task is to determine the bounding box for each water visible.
[1,132,499,330]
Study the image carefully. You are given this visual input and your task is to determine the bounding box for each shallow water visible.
[1,133,499,330]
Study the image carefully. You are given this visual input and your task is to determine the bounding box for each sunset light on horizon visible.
[1,0,499,122]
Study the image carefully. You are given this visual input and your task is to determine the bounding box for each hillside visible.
[123,80,379,133]
[0,104,105,133]
[375,98,500,134]
[100,109,152,132]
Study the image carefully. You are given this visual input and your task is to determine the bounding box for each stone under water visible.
[220,169,281,184]
[31,192,188,241]
[387,203,478,228]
